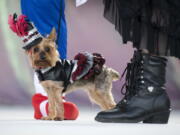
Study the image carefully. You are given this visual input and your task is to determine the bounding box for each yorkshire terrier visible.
[8,14,119,121]
[26,28,119,120]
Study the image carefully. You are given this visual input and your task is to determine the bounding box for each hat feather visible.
[8,13,29,37]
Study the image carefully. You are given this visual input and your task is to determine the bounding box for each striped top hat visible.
[8,13,43,50]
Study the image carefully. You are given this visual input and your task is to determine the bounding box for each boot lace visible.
[116,51,142,108]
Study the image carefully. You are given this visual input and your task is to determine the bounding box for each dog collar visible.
[39,67,53,74]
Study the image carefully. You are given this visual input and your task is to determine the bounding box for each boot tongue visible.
[117,50,143,108]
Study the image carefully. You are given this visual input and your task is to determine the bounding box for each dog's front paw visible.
[41,116,53,120]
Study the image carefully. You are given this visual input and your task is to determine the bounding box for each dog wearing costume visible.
[8,14,119,121]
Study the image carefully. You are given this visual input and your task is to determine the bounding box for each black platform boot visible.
[95,51,171,124]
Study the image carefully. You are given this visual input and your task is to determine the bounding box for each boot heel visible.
[143,111,170,124]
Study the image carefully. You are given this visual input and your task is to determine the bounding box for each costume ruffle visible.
[103,0,180,58]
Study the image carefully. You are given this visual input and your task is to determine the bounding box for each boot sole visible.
[95,111,171,124]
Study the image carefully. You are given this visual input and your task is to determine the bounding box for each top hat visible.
[8,13,42,50]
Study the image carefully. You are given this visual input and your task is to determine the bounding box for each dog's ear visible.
[48,28,56,41]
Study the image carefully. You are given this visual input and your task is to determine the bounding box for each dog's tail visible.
[109,68,120,81]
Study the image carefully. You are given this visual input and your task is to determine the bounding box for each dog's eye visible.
[45,47,50,52]
[33,47,39,53]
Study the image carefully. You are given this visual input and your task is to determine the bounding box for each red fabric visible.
[32,94,79,120]
[72,53,87,81]
[8,14,28,37]
[72,52,106,81]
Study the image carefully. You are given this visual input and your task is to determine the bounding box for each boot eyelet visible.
[141,81,145,84]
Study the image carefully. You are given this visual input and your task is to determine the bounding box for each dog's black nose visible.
[40,52,46,60]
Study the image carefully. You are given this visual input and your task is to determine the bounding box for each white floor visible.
[0,107,180,135]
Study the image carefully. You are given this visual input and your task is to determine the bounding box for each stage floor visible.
[0,107,180,135]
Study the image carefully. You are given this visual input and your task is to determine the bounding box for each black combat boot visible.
[95,51,171,124]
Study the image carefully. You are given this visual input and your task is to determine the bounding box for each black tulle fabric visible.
[103,0,180,59]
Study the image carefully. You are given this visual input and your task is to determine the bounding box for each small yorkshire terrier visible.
[8,14,120,121]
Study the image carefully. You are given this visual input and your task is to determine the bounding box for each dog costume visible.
[35,52,106,93]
